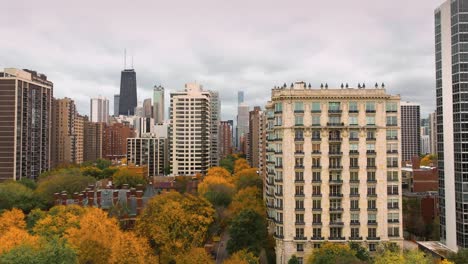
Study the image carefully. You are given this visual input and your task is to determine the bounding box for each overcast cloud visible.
[0,0,441,119]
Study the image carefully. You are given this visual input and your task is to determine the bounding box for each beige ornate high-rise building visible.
[264,82,403,263]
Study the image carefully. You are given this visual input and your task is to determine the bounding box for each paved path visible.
[216,231,230,264]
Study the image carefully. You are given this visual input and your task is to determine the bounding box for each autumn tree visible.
[448,248,468,264]
[109,231,156,264]
[288,255,300,264]
[229,186,266,218]
[233,168,262,191]
[348,242,371,262]
[112,168,147,188]
[307,243,361,264]
[223,249,259,264]
[0,209,39,255]
[135,192,215,263]
[173,247,214,264]
[373,251,404,264]
[198,174,236,207]
[234,158,250,173]
[206,167,232,180]
[32,205,86,238]
[227,209,267,256]
[403,250,433,264]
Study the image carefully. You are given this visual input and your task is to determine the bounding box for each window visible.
[386,130,398,140]
[367,186,376,196]
[313,228,321,238]
[350,186,359,195]
[386,102,397,112]
[351,200,359,209]
[312,186,321,195]
[349,101,358,112]
[369,243,377,252]
[329,157,341,167]
[313,243,321,249]
[330,171,341,181]
[367,171,376,181]
[367,157,375,167]
[296,200,304,210]
[295,129,304,139]
[387,185,399,195]
[298,258,303,264]
[329,116,341,124]
[350,172,359,182]
[367,143,375,151]
[350,143,358,152]
[366,116,375,125]
[295,115,304,126]
[295,144,304,153]
[329,102,341,111]
[295,171,304,181]
[351,213,359,223]
[296,186,304,196]
[296,213,304,223]
[351,228,360,238]
[387,157,398,167]
[311,102,321,112]
[294,102,304,112]
[330,199,342,209]
[386,116,397,126]
[330,227,342,238]
[368,228,377,238]
[275,102,283,112]
[312,115,321,126]
[313,214,321,224]
[312,130,321,139]
[312,143,321,153]
[295,228,304,238]
[388,198,399,209]
[312,158,321,167]
[312,199,321,209]
[387,143,398,153]
[367,131,375,139]
[312,171,321,181]
[368,199,376,209]
[349,116,358,125]
[297,243,304,252]
[387,171,398,181]
[388,212,399,223]
[366,102,376,112]
[275,116,282,126]
[368,213,377,224]
[350,157,359,167]
[350,130,359,140]
[388,227,400,237]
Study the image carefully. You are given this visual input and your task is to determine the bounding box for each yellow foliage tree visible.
[234,159,250,173]
[233,168,262,190]
[109,231,156,264]
[439,260,454,264]
[420,154,436,166]
[174,247,214,264]
[65,208,121,264]
[223,249,259,264]
[206,167,232,180]
[229,186,266,218]
[135,192,215,263]
[0,208,26,233]
[198,174,236,207]
[373,251,405,264]
[33,205,86,238]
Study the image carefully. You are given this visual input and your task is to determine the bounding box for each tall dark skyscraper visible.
[118,69,137,115]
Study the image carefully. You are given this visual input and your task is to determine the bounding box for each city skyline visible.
[0,0,440,120]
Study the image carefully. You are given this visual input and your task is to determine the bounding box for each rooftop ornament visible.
[320,83,324,89]
[382,82,385,88]
[341,83,344,89]
[362,83,366,88]
[308,83,311,88]
[345,83,349,88]
[375,82,378,88]
[358,83,361,88]
[325,83,328,88]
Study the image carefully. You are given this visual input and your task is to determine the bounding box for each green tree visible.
[227,209,267,256]
[403,250,432,264]
[448,248,468,264]
[95,159,112,170]
[17,178,37,190]
[220,155,237,173]
[348,242,371,262]
[374,251,404,264]
[234,168,262,191]
[0,181,41,212]
[112,168,147,188]
[307,242,361,264]
[288,255,300,264]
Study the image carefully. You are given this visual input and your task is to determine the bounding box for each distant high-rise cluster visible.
[90,96,109,123]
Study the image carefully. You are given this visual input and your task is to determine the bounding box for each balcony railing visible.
[329,151,343,155]
[311,236,325,240]
[350,221,360,225]
[387,150,398,154]
[328,109,342,113]
[349,138,359,141]
[349,236,363,240]
[294,236,307,241]
[328,137,342,142]
[368,220,378,225]
[327,122,345,126]
[366,236,380,241]
[330,193,343,197]
[328,237,346,240]
[312,137,321,141]
[330,207,344,212]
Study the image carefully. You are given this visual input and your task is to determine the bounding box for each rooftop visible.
[416,241,454,259]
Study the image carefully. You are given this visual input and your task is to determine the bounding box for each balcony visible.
[274,165,283,169]
[328,137,342,142]
[349,109,359,113]
[328,151,343,156]
[366,137,376,141]
[312,179,322,183]
[274,150,283,154]
[312,221,323,225]
[388,219,400,223]
[328,237,346,240]
[388,205,399,210]
[350,193,360,198]
[295,165,305,169]
[273,233,284,239]
[366,237,380,241]
[349,150,359,155]
[328,109,342,114]
[386,136,398,140]
[295,179,305,183]
[350,221,360,225]
[312,193,322,197]
[368,207,378,211]
[295,151,304,155]
[368,221,378,225]
[349,165,359,169]
[275,205,283,210]
[312,165,322,169]
[367,165,377,169]
[311,150,322,155]
[295,207,305,211]
[294,109,304,114]
[274,178,283,183]
[312,208,322,212]
[386,123,398,127]
[312,137,321,141]
[366,150,376,155]
[330,193,343,197]
[387,150,398,154]
[311,109,321,113]
[387,163,399,168]
[349,236,363,240]
[311,236,325,240]
[329,166,343,170]
[367,179,377,183]
[295,221,306,225]
[327,122,344,127]
[366,109,376,113]
[275,192,283,197]
[329,179,343,184]
[330,207,344,212]
[367,193,377,197]
[294,236,307,241]
[294,137,304,142]
[295,193,305,198]
[349,138,359,141]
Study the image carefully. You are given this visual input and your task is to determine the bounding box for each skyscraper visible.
[51,98,79,168]
[237,103,249,153]
[118,69,137,115]
[238,91,244,105]
[429,111,437,154]
[153,85,165,124]
[435,0,468,250]
[90,96,109,123]
[210,91,220,166]
[400,102,421,162]
[219,120,234,159]
[127,136,167,177]
[143,98,152,118]
[0,68,52,180]
[83,119,103,162]
[266,82,402,263]
[169,83,213,175]
[248,106,265,168]
[114,94,120,116]
[103,123,135,160]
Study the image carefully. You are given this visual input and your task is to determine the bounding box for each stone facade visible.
[264,82,403,263]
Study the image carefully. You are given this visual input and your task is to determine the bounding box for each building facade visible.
[169,83,213,175]
[210,91,220,166]
[127,136,167,177]
[90,96,109,123]
[400,102,421,162]
[265,82,403,263]
[83,120,103,162]
[0,68,52,180]
[429,111,437,154]
[435,0,468,250]
[237,103,250,153]
[219,120,234,160]
[153,85,165,124]
[143,98,152,118]
[103,123,135,160]
[248,106,266,168]
[51,98,82,167]
[118,69,137,115]
[114,94,120,116]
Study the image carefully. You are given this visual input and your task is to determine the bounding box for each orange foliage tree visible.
[229,186,266,218]
[234,158,250,173]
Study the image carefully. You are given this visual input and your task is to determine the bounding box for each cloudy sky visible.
[0,0,441,120]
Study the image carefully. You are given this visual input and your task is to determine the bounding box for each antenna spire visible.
[131,55,134,69]
[124,48,127,69]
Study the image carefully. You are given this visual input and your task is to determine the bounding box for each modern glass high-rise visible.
[153,85,165,123]
[238,91,244,104]
[435,0,468,250]
[118,69,137,116]
[114,94,120,116]
[400,102,421,162]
